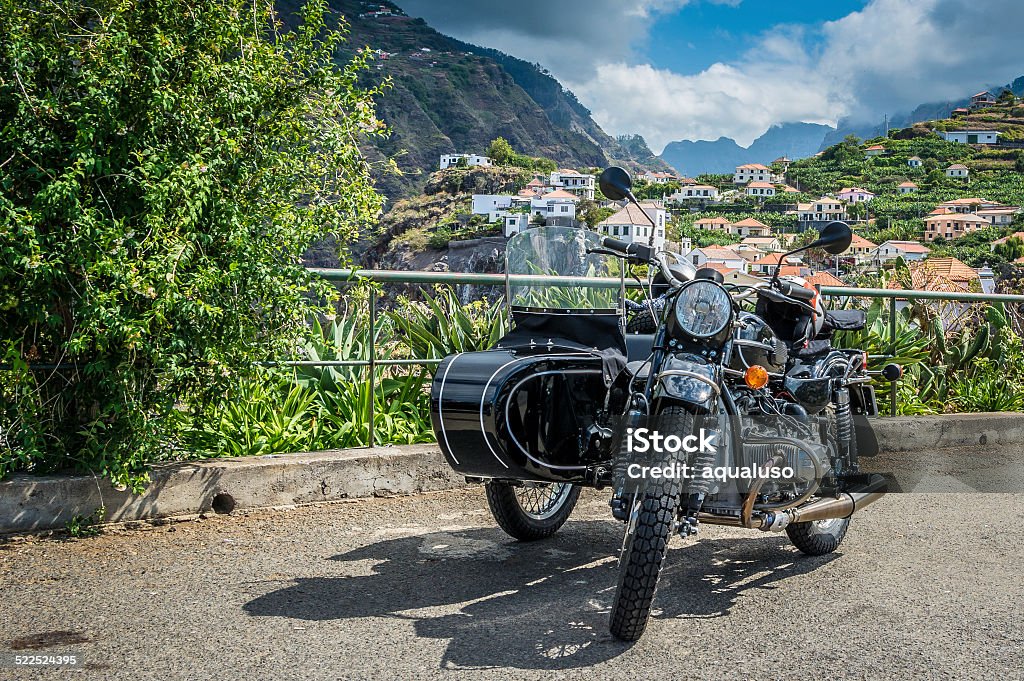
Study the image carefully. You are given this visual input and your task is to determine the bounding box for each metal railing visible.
[302,268,1024,444]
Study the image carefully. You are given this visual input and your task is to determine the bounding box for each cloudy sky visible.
[393,0,1024,152]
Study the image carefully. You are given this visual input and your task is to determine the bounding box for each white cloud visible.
[574,0,1024,151]
[397,0,1024,151]
[568,62,843,151]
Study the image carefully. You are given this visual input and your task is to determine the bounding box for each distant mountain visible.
[660,122,836,175]
[820,75,1024,148]
[278,0,667,198]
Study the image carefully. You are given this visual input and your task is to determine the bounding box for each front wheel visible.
[786,517,850,555]
[608,405,691,641]
[485,481,580,541]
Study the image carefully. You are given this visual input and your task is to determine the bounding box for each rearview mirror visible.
[599,166,633,201]
[809,221,853,255]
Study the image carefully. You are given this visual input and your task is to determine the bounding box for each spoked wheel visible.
[485,481,580,541]
[786,516,850,556]
[608,405,692,642]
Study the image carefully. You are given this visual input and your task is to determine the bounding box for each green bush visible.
[0,1,385,487]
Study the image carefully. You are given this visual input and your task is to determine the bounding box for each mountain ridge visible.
[660,122,836,175]
[293,0,667,199]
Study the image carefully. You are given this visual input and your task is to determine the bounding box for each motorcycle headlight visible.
[674,280,732,339]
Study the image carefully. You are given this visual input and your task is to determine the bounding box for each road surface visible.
[2,451,1023,679]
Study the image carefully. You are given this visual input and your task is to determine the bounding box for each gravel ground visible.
[2,447,1023,680]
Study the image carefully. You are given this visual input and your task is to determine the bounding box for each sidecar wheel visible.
[786,517,850,556]
[485,481,580,541]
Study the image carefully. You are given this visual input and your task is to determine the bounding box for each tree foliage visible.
[0,0,385,486]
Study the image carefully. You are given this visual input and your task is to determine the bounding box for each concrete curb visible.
[1,413,1021,534]
[0,445,463,535]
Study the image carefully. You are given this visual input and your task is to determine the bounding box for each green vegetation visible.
[486,137,558,173]
[0,0,385,487]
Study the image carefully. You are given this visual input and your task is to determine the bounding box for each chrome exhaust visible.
[703,474,888,531]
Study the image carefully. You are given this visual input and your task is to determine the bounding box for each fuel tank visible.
[430,349,611,482]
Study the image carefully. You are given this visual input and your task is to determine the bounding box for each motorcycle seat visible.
[824,309,866,332]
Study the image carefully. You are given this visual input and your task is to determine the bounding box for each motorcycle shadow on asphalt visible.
[243,520,838,671]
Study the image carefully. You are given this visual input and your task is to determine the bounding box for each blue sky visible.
[642,1,868,76]
[394,0,1024,152]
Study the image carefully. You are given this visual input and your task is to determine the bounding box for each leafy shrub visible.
[0,1,385,487]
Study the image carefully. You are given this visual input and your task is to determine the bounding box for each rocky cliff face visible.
[276,0,665,201]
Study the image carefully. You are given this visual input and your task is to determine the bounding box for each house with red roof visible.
[945,163,969,179]
[744,181,776,198]
[728,217,771,237]
[733,163,775,185]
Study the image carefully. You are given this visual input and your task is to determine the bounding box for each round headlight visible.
[674,280,732,338]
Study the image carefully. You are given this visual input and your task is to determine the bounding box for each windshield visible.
[505,226,623,312]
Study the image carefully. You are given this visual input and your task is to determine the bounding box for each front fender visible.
[653,354,720,413]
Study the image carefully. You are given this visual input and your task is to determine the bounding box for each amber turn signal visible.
[744,365,769,390]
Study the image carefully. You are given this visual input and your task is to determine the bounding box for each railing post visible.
[368,286,376,448]
[889,296,898,417]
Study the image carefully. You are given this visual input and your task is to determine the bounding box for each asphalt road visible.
[2,448,1023,680]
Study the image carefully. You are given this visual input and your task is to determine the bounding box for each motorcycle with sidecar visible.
[430,167,900,641]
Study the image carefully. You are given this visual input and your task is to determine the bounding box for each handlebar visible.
[600,237,655,263]
[779,280,816,301]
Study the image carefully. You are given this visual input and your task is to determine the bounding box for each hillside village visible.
[411,89,1024,296]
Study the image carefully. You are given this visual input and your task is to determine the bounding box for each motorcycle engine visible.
[701,388,832,514]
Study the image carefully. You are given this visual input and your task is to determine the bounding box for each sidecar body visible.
[429,226,644,484]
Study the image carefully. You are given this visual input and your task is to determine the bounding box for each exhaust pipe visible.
[703,474,888,531]
[788,474,887,523]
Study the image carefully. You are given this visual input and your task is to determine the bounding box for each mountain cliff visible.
[286,0,665,198]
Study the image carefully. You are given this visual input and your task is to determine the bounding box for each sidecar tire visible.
[786,517,850,556]
[485,482,580,541]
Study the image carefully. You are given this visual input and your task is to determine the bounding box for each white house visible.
[898,181,918,194]
[798,198,848,223]
[693,216,732,231]
[908,156,923,168]
[733,163,773,185]
[596,202,667,250]
[669,184,719,202]
[502,213,531,238]
[875,240,930,263]
[640,171,680,185]
[740,235,783,252]
[439,153,492,170]
[864,144,885,157]
[728,218,771,237]
[471,194,513,216]
[689,247,749,273]
[549,169,595,199]
[745,181,776,198]
[946,163,970,179]
[530,189,578,221]
[837,187,876,203]
[976,207,1021,226]
[941,130,1000,144]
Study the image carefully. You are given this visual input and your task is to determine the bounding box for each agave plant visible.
[389,286,509,361]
